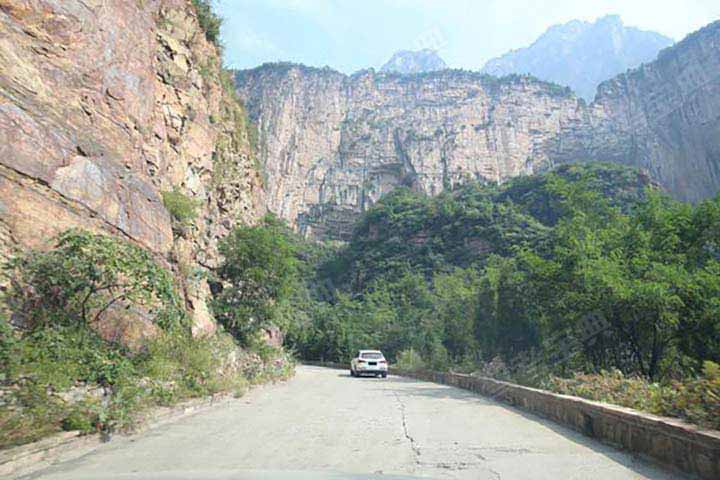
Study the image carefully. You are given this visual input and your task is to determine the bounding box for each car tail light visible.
[379,360,386,364]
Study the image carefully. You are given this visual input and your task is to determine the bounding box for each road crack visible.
[488,467,502,480]
[392,391,421,466]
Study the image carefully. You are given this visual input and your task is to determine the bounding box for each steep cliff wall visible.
[236,21,720,239]
[556,20,720,202]
[0,0,264,336]
[237,66,580,239]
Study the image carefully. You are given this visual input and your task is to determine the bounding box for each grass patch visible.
[0,319,292,449]
[162,188,200,225]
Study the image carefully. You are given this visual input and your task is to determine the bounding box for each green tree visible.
[432,268,480,361]
[191,0,223,45]
[474,255,541,361]
[213,215,298,343]
[5,230,182,331]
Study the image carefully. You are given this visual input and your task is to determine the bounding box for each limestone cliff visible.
[554,21,720,202]
[236,21,720,239]
[0,0,264,336]
[236,65,579,239]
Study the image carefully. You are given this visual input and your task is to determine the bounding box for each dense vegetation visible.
[221,163,719,429]
[0,231,291,449]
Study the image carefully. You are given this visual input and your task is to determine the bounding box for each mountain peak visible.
[380,49,447,74]
[597,14,623,25]
[481,15,673,100]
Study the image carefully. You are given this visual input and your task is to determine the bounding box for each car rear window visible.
[361,352,383,359]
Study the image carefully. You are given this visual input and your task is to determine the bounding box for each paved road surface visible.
[27,366,686,480]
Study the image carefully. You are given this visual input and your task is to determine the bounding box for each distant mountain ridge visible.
[380,49,447,74]
[481,15,674,100]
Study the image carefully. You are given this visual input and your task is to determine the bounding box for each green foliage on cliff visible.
[0,230,290,449]
[189,3,261,186]
[191,0,222,46]
[5,230,185,331]
[162,188,200,226]
[211,69,263,188]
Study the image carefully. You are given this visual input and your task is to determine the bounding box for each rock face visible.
[0,0,265,337]
[236,65,579,239]
[481,15,673,101]
[236,21,720,240]
[552,20,720,202]
[380,49,447,74]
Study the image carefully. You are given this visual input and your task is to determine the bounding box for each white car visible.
[350,350,388,378]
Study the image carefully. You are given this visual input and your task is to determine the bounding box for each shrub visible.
[472,356,513,380]
[660,361,720,429]
[61,408,96,433]
[6,325,136,390]
[245,329,282,362]
[4,229,184,331]
[141,330,245,398]
[395,348,426,372]
[191,0,222,45]
[213,215,298,343]
[0,383,66,448]
[545,364,720,431]
[0,319,144,445]
[161,188,200,226]
[0,312,14,381]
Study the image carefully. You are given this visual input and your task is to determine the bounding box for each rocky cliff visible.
[560,21,720,202]
[236,21,720,239]
[236,65,580,239]
[0,0,264,336]
[481,15,673,101]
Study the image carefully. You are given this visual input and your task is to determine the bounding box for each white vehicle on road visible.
[350,350,388,378]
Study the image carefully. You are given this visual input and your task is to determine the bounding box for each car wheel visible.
[350,369,355,377]
[381,372,387,378]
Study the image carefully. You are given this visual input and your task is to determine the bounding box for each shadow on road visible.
[337,373,388,379]
[368,374,683,480]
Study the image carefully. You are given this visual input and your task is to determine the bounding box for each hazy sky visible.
[217,0,720,73]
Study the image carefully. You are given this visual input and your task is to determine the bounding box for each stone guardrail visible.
[304,361,720,479]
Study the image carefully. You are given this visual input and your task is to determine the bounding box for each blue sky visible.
[216,0,720,73]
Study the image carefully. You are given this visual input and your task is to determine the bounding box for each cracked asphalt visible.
[30,366,687,480]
